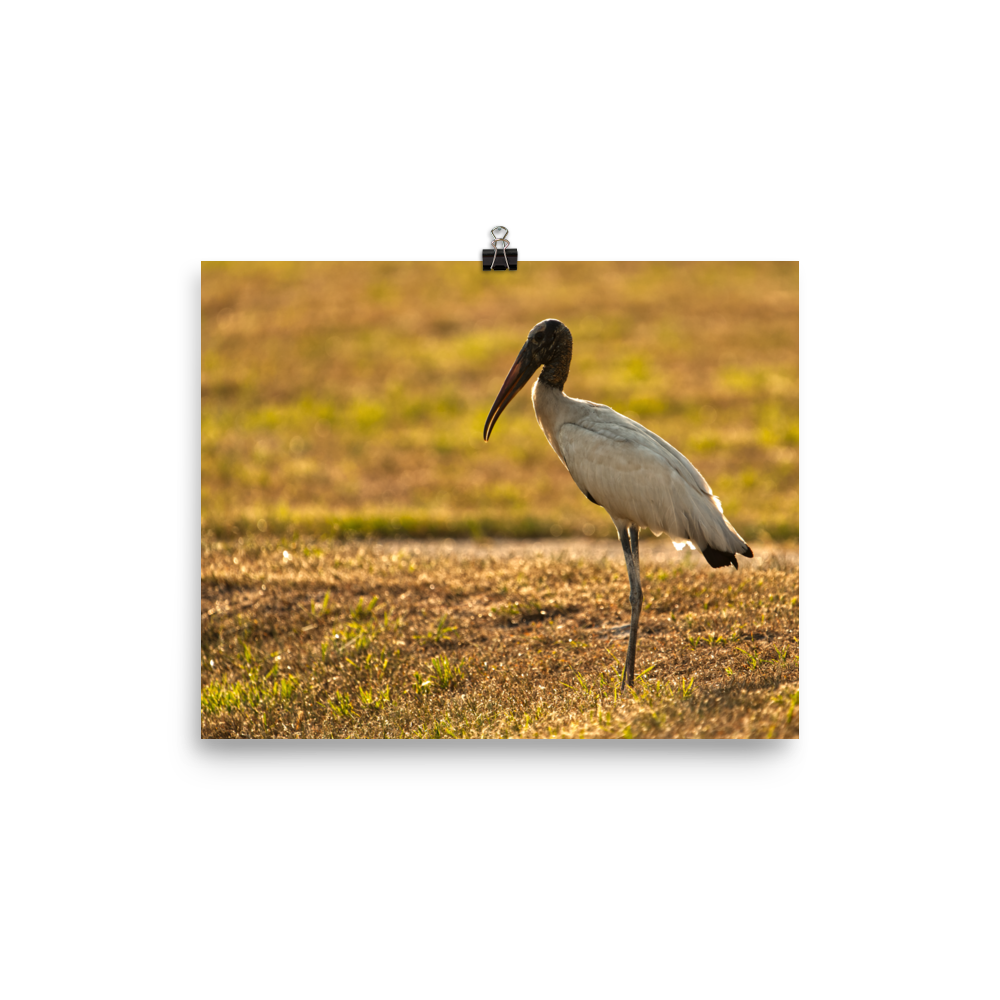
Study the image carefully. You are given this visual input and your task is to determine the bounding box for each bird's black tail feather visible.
[701,543,753,569]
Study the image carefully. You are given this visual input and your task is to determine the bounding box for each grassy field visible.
[202,261,798,738]
[201,537,799,739]
[201,261,798,541]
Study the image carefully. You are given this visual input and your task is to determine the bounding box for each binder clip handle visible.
[490,226,510,271]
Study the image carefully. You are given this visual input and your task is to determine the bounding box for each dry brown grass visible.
[201,537,799,739]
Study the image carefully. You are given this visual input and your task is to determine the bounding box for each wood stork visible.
[484,318,753,692]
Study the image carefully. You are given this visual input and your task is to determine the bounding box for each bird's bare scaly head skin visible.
[524,318,568,366]
[484,319,573,441]
[529,319,572,391]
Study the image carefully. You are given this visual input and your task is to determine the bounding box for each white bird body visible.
[531,379,747,558]
[484,318,752,690]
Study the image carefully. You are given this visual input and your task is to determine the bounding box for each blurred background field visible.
[201,261,798,542]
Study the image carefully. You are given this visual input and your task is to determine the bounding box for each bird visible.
[483,318,753,692]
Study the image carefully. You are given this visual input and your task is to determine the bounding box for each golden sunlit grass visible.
[201,537,799,739]
[201,261,798,541]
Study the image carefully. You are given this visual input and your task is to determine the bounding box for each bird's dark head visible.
[524,318,571,368]
[484,318,573,441]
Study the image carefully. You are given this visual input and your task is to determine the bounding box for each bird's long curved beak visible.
[483,344,536,441]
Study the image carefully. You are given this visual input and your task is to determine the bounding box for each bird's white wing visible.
[557,404,745,552]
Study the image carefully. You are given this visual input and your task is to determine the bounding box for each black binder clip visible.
[482,226,517,271]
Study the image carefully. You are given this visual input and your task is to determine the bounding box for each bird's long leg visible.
[619,524,643,692]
